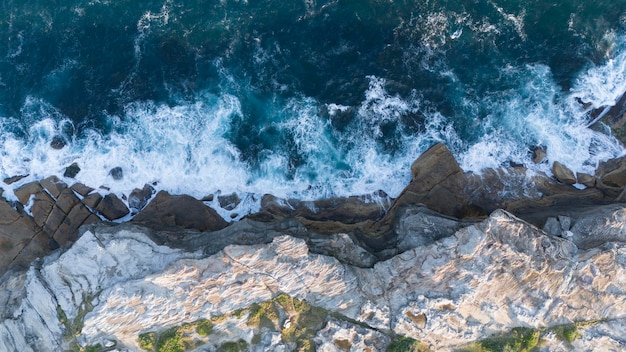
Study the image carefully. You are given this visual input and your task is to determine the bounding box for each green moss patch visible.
[217,339,248,352]
[459,327,540,352]
[387,336,429,352]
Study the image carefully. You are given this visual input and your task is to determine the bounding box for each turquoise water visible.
[1,0,626,208]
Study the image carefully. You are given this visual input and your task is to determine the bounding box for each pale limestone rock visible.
[1,209,626,351]
[314,318,391,351]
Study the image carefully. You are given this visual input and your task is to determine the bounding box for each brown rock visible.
[252,192,389,225]
[0,199,45,275]
[96,194,129,220]
[50,135,66,149]
[3,175,27,185]
[218,193,241,211]
[410,142,463,186]
[63,162,81,178]
[82,193,103,209]
[128,184,155,213]
[70,183,95,197]
[31,191,55,228]
[40,176,68,198]
[552,161,576,185]
[601,164,626,188]
[399,143,468,217]
[132,191,228,232]
[43,205,66,236]
[576,172,596,188]
[55,188,80,214]
[532,146,547,164]
[14,181,43,205]
[109,167,123,180]
[53,203,93,246]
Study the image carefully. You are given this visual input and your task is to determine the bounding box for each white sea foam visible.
[2,33,626,221]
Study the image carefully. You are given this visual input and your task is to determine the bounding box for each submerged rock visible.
[218,192,241,211]
[108,167,123,181]
[50,135,66,150]
[63,163,80,178]
[128,184,155,214]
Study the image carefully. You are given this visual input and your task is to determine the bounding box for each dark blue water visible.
[1,0,626,214]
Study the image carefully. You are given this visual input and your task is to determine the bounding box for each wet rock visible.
[70,183,95,197]
[53,203,94,246]
[55,188,80,214]
[218,193,241,211]
[30,191,55,228]
[552,161,576,185]
[532,146,547,164]
[109,167,123,181]
[568,204,626,249]
[40,176,68,198]
[201,194,214,202]
[82,193,103,210]
[128,184,155,213]
[542,217,561,236]
[253,193,389,227]
[3,175,27,185]
[576,172,596,187]
[132,191,228,232]
[50,135,66,150]
[63,162,81,178]
[96,194,129,220]
[43,205,66,237]
[13,181,43,205]
[596,156,626,188]
[393,143,467,218]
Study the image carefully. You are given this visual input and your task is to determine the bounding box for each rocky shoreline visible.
[0,143,626,351]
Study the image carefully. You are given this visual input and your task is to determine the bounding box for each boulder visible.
[218,193,241,211]
[399,143,467,217]
[598,157,626,188]
[128,184,155,213]
[576,172,596,187]
[3,175,27,185]
[82,193,103,210]
[63,163,81,178]
[109,167,123,181]
[551,161,576,185]
[132,191,228,232]
[50,135,66,149]
[96,194,129,220]
[532,146,547,164]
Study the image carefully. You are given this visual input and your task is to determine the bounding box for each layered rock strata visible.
[0,206,625,351]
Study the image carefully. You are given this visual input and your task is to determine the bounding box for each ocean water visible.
[1,0,626,216]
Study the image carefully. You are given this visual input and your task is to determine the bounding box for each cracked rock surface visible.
[0,207,625,351]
